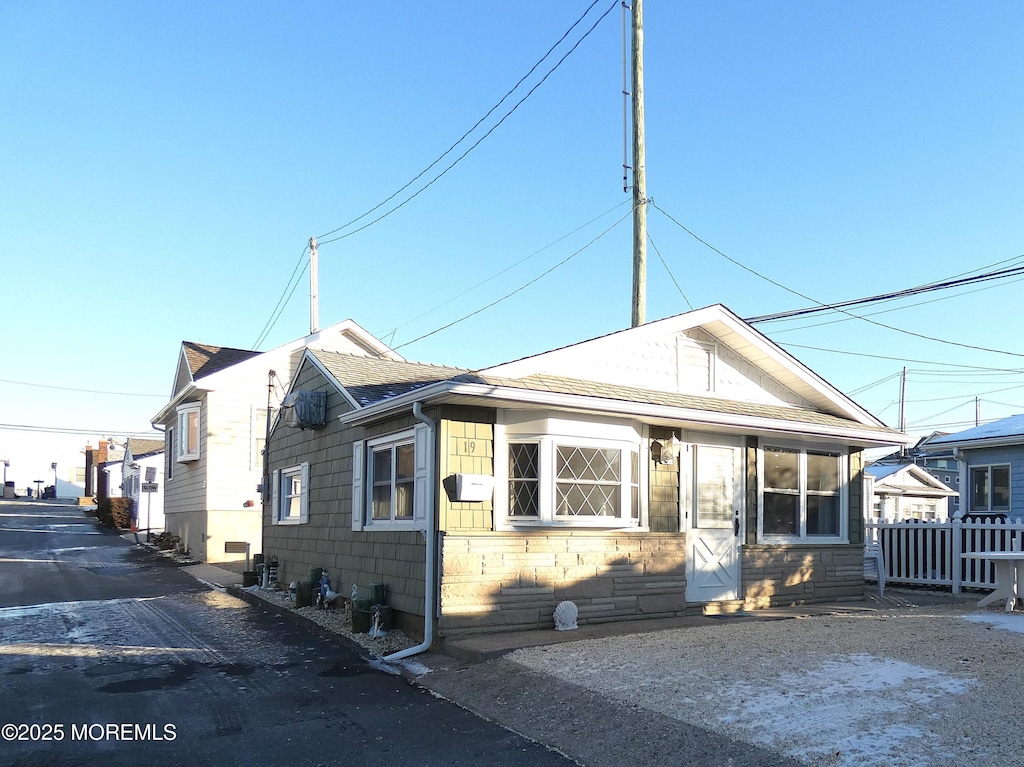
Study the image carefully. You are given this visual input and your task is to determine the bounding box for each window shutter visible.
[351,441,364,531]
[299,462,310,523]
[271,469,280,525]
[413,422,433,530]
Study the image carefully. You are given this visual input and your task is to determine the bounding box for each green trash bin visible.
[295,580,313,608]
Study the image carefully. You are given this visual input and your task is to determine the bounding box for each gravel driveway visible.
[415,595,1024,767]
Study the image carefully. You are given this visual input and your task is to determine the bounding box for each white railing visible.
[865,514,1024,593]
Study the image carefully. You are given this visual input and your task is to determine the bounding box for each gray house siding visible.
[261,361,430,638]
[961,446,1024,519]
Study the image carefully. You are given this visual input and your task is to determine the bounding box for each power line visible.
[648,231,693,311]
[380,200,630,339]
[253,242,310,349]
[0,378,164,398]
[0,423,159,437]
[778,342,1024,372]
[316,0,612,242]
[317,0,618,247]
[650,202,1024,359]
[391,206,634,352]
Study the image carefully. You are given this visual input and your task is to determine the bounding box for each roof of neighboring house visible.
[127,438,165,458]
[310,351,468,407]
[182,342,261,380]
[927,414,1024,449]
[865,462,958,495]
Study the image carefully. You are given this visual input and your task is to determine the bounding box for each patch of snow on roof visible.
[930,414,1024,445]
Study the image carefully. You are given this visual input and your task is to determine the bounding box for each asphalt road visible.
[0,501,573,767]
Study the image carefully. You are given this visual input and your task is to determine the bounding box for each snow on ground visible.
[507,602,1023,766]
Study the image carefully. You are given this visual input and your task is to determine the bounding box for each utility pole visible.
[630,0,647,328]
[976,396,980,426]
[898,367,908,458]
[309,236,320,334]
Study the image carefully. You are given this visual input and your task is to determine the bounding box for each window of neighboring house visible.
[969,465,1010,513]
[176,404,200,462]
[760,445,846,542]
[252,407,269,471]
[272,463,309,524]
[499,426,643,527]
[165,427,174,479]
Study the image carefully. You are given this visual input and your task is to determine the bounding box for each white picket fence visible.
[865,515,1024,593]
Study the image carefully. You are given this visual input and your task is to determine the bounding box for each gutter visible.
[382,401,436,663]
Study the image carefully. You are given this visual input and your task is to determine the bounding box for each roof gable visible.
[866,463,957,495]
[306,349,466,407]
[481,304,884,427]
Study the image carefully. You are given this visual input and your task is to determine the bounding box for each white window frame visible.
[351,425,432,532]
[757,442,849,544]
[176,403,201,463]
[495,415,646,530]
[969,464,1010,514]
[272,463,309,525]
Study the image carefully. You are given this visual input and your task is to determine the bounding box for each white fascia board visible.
[150,382,212,426]
[337,380,910,448]
[937,436,1024,451]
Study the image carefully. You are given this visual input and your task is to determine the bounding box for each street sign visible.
[141,482,159,493]
[145,466,157,482]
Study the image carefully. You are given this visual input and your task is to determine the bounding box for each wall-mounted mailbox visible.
[454,473,494,502]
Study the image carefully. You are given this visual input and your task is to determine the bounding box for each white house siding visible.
[162,399,209,558]
[129,453,166,534]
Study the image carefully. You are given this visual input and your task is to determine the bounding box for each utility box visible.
[281,390,327,429]
[454,473,494,502]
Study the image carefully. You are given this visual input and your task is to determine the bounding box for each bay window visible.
[176,403,200,462]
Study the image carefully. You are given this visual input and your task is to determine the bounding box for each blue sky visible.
[1,1,1022,489]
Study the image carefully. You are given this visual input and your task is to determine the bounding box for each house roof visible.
[126,437,165,458]
[182,342,261,381]
[926,414,1024,450]
[308,350,468,407]
[865,462,958,496]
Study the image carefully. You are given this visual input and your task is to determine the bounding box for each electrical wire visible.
[391,206,633,351]
[253,243,310,349]
[317,0,618,247]
[651,203,1024,359]
[380,199,631,339]
[648,232,693,311]
[316,0,611,242]
[0,423,158,437]
[0,378,164,398]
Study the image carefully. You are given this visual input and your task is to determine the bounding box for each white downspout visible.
[383,401,436,663]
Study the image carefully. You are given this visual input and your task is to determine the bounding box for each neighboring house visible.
[864,462,958,521]
[872,431,961,515]
[83,440,124,502]
[262,304,908,644]
[925,415,1024,520]
[121,437,167,536]
[150,320,402,563]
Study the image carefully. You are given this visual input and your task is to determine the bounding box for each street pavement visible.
[0,501,574,767]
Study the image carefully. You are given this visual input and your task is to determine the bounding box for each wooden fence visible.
[865,515,1024,593]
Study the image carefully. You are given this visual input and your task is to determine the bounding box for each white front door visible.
[685,439,744,603]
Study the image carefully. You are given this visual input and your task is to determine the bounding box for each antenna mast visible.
[309,236,320,334]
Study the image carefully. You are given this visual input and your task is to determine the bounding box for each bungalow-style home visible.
[871,431,962,516]
[924,415,1024,520]
[864,462,958,521]
[262,304,909,644]
[151,320,402,563]
[120,437,167,537]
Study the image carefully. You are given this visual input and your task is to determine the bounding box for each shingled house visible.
[261,305,909,644]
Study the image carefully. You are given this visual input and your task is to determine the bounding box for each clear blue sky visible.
[2,1,1022,489]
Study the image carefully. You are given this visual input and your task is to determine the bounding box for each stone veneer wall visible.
[741,544,865,608]
[439,531,688,636]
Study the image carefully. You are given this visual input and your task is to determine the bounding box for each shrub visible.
[96,497,134,529]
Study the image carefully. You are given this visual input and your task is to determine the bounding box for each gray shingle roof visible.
[310,351,468,407]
